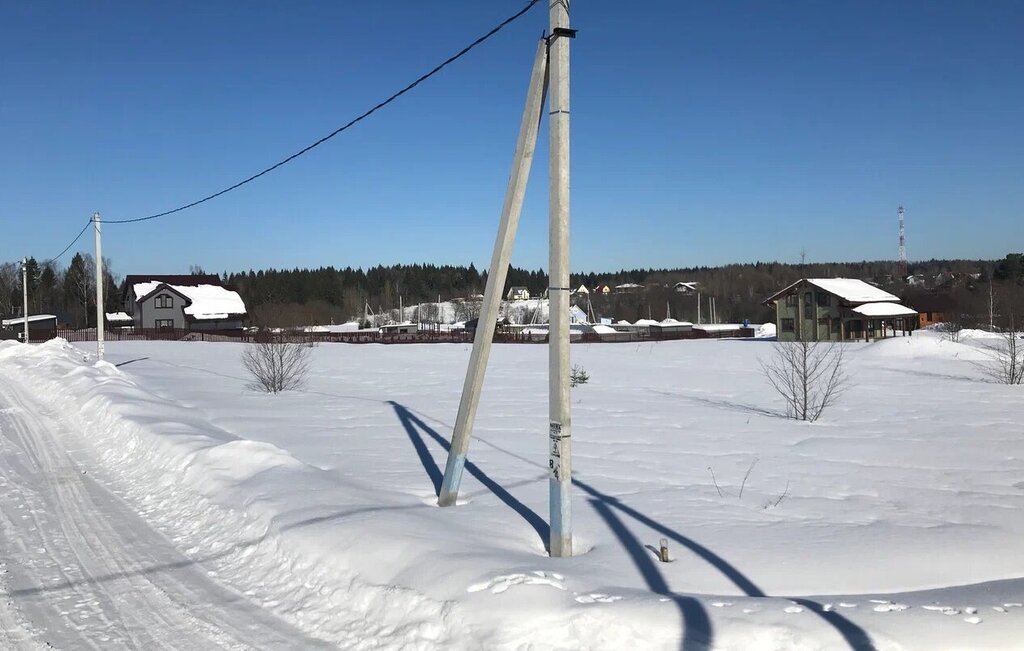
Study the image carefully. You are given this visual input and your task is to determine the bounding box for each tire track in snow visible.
[0,373,331,650]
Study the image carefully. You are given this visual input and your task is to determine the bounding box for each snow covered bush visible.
[242,338,311,393]
[761,341,846,422]
[979,325,1024,385]
[937,321,963,343]
[570,364,589,388]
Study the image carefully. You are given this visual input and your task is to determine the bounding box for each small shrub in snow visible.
[570,365,589,388]
[978,322,1024,385]
[761,341,846,422]
[937,321,963,343]
[242,337,311,393]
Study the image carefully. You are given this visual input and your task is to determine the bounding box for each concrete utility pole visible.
[21,258,29,343]
[438,38,550,508]
[547,0,574,557]
[94,213,105,360]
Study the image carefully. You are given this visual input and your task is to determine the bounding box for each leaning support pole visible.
[438,39,549,507]
[548,0,573,557]
[93,213,105,361]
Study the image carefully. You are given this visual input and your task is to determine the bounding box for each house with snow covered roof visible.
[505,286,530,301]
[763,278,917,342]
[123,275,247,332]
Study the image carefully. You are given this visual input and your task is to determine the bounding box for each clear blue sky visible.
[2,1,1022,275]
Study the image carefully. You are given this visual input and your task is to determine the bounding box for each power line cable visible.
[41,218,93,266]
[105,0,542,225]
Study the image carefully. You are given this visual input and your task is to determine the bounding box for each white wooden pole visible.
[548,0,574,558]
[21,258,29,343]
[438,38,549,507]
[93,213,105,360]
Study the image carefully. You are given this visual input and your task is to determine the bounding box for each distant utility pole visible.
[897,206,907,279]
[21,257,29,343]
[94,213,105,360]
[439,2,577,558]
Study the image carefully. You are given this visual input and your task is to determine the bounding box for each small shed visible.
[902,293,958,329]
[380,322,419,336]
[649,319,694,338]
[1,314,58,342]
[106,312,134,329]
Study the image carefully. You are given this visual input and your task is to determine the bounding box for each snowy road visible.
[0,375,330,650]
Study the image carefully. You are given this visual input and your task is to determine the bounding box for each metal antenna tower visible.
[897,205,907,278]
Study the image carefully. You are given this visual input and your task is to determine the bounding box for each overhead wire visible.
[104,0,542,225]
[41,218,93,266]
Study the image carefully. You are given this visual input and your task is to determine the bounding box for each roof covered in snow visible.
[851,302,918,317]
[764,278,900,305]
[2,314,56,326]
[105,312,133,323]
[133,281,247,320]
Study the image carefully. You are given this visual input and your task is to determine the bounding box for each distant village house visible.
[123,275,247,331]
[506,286,530,301]
[764,278,918,341]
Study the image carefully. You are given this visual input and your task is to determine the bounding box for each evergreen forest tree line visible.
[2,254,1022,329]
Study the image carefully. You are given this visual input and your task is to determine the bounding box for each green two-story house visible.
[764,278,918,342]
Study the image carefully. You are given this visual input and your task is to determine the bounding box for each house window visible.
[832,319,841,334]
[804,292,813,308]
[781,318,795,332]
[155,319,174,329]
[155,294,173,309]
[926,312,933,321]
[817,293,830,307]
[785,294,797,307]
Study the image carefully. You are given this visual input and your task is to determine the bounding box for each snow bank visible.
[5,336,1024,649]
[0,340,473,648]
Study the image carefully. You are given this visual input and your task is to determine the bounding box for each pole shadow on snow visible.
[107,363,873,649]
[404,413,876,651]
[650,389,785,419]
[590,498,712,651]
[387,401,550,548]
[579,479,876,650]
[113,357,150,367]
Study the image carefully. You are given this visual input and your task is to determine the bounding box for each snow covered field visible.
[1,332,1023,649]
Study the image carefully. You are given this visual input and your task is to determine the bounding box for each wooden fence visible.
[39,326,755,345]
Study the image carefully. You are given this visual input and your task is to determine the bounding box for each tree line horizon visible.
[2,254,1022,329]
